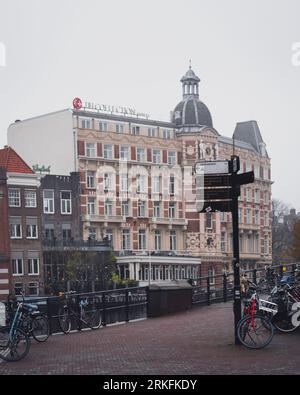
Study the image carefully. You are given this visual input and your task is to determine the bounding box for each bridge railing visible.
[2,286,148,335]
[191,262,300,307]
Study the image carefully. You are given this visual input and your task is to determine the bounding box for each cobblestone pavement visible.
[1,302,300,375]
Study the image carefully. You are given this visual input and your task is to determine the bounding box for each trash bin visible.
[147,281,192,317]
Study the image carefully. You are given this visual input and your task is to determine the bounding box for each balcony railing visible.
[42,238,112,250]
[115,250,193,258]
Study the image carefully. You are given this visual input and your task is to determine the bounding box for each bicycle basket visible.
[258,299,278,315]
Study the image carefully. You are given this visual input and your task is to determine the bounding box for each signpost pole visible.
[231,156,242,345]
[195,156,254,346]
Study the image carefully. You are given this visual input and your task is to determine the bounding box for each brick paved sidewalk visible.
[1,302,300,375]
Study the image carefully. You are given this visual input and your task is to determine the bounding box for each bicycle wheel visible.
[0,326,30,362]
[83,307,102,329]
[237,314,274,349]
[31,314,50,342]
[272,313,298,333]
[58,306,71,334]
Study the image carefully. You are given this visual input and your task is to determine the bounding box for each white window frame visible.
[120,174,128,192]
[43,190,55,214]
[12,259,24,276]
[122,229,131,250]
[152,149,161,164]
[99,121,108,132]
[26,224,38,239]
[87,197,95,215]
[85,142,96,158]
[28,258,39,276]
[24,190,37,208]
[254,210,260,225]
[120,145,130,161]
[138,200,146,217]
[116,123,124,133]
[255,189,260,203]
[10,222,22,239]
[169,202,176,219]
[246,208,252,224]
[264,191,269,205]
[170,231,177,251]
[153,176,161,193]
[163,129,171,140]
[153,201,161,218]
[103,144,113,160]
[138,230,146,250]
[137,175,146,193]
[87,171,96,189]
[122,200,129,217]
[105,199,113,216]
[60,191,72,215]
[265,211,269,227]
[81,119,91,129]
[137,148,145,162]
[168,151,176,165]
[155,230,161,250]
[238,208,243,223]
[8,189,21,207]
[148,127,156,138]
[246,188,251,202]
[131,125,140,136]
[264,235,269,255]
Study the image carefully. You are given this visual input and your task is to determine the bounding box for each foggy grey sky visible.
[0,0,300,211]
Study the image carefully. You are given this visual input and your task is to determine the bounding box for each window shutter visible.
[77,140,85,156]
[97,143,102,157]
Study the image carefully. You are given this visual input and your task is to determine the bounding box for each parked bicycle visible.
[0,299,31,361]
[268,283,300,333]
[238,280,278,349]
[58,291,102,334]
[6,294,50,343]
[256,266,280,293]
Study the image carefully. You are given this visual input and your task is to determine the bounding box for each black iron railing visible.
[4,286,148,335]
[191,262,300,307]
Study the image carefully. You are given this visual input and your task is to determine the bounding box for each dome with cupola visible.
[172,64,213,129]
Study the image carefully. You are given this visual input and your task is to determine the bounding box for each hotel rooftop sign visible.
[72,97,150,119]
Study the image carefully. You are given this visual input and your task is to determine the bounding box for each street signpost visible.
[195,155,254,345]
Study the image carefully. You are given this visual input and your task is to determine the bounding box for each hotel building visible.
[7,66,272,286]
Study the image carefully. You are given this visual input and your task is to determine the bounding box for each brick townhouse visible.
[0,147,42,297]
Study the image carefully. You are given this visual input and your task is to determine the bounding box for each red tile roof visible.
[0,146,34,174]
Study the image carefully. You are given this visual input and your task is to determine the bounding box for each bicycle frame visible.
[243,292,258,329]
[8,302,23,342]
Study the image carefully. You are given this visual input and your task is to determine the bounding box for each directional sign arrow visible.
[236,171,254,186]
